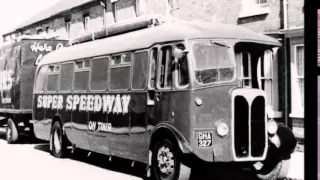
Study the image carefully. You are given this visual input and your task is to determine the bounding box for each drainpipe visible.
[283,0,288,29]
[282,0,290,128]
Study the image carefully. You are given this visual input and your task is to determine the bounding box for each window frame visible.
[237,51,252,87]
[148,47,159,90]
[83,14,91,33]
[156,45,174,90]
[89,56,110,92]
[59,62,75,92]
[66,21,71,37]
[174,43,190,89]
[108,52,132,91]
[46,64,61,93]
[290,44,304,118]
[73,59,91,92]
[112,2,118,23]
[131,50,149,91]
[34,65,49,93]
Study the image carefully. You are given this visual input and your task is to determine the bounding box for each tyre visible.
[256,160,290,180]
[50,121,68,158]
[6,118,19,144]
[151,139,191,180]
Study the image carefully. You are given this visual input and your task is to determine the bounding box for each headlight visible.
[267,120,278,134]
[216,121,229,137]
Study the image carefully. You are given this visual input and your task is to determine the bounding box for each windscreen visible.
[193,41,235,84]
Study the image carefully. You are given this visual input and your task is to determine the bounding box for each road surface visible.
[0,128,302,180]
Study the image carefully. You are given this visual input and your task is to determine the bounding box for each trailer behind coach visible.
[0,37,68,143]
[32,16,297,180]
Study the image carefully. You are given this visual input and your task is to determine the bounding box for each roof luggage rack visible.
[70,14,172,45]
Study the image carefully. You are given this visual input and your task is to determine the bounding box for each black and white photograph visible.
[0,0,305,180]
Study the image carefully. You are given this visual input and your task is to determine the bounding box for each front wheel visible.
[256,160,290,180]
[50,121,68,158]
[6,118,19,144]
[151,139,191,180]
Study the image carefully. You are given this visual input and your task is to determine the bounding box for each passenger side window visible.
[149,48,157,89]
[110,53,131,90]
[47,64,60,91]
[60,63,74,91]
[158,46,173,88]
[35,65,48,92]
[132,51,148,90]
[90,57,109,90]
[74,59,90,91]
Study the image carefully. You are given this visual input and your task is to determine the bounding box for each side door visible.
[146,45,174,135]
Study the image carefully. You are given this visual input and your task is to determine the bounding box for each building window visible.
[83,14,90,33]
[45,26,50,34]
[37,29,43,35]
[239,0,270,18]
[166,0,179,14]
[65,21,71,37]
[290,45,304,118]
[256,0,267,4]
[112,2,117,22]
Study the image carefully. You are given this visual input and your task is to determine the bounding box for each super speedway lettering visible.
[37,94,131,114]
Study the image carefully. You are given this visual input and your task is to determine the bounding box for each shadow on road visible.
[32,144,262,180]
[0,128,46,144]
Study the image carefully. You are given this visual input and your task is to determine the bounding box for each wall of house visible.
[3,0,286,42]
[145,0,281,33]
[287,0,304,28]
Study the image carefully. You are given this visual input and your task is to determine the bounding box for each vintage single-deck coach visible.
[32,16,297,180]
[0,37,67,143]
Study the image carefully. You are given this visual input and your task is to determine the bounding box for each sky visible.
[0,0,61,38]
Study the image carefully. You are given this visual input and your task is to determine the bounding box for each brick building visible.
[1,0,304,139]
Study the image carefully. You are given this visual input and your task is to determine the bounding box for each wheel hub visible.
[157,145,175,176]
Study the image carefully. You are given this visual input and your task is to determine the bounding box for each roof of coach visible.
[38,21,280,66]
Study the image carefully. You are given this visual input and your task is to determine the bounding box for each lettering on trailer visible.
[31,42,65,66]
[0,70,14,104]
[197,131,213,148]
[88,121,112,132]
[37,94,131,114]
